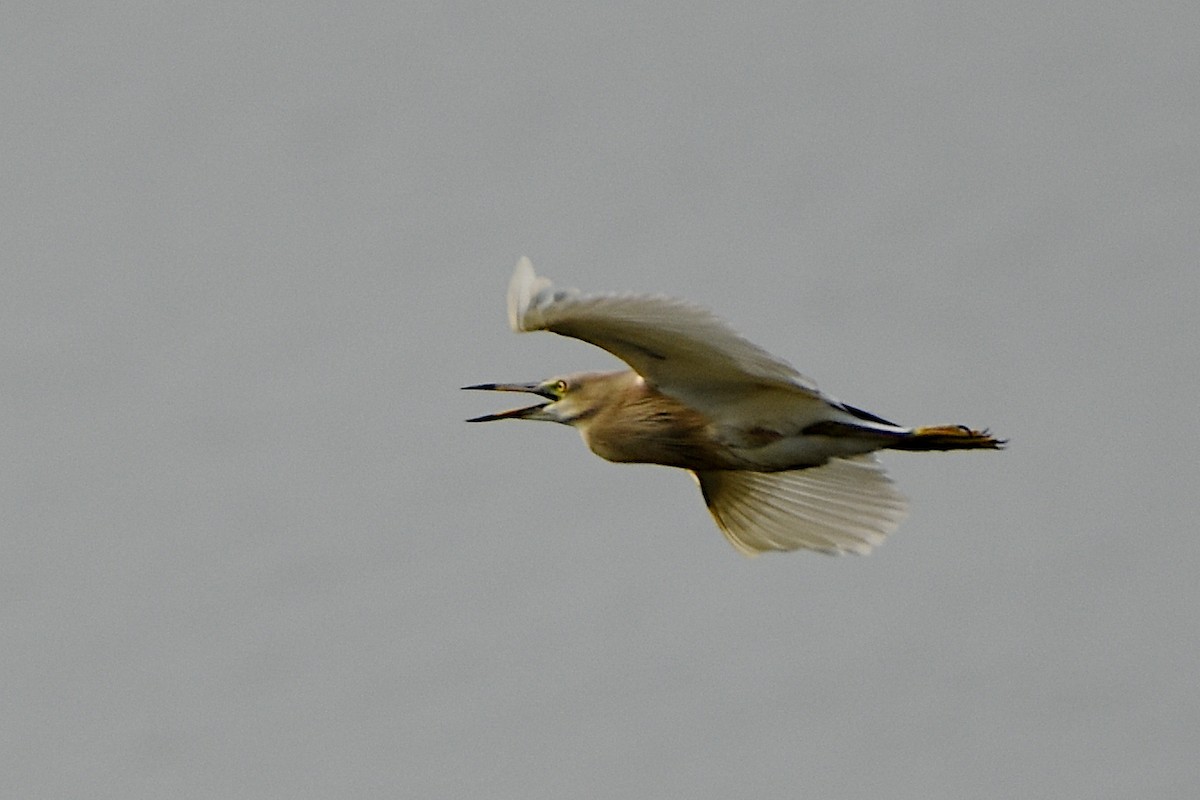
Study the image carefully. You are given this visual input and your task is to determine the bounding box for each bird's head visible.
[462,372,621,426]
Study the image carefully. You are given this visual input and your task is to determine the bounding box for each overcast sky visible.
[5,3,1199,798]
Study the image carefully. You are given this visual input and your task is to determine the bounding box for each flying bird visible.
[464,258,1003,556]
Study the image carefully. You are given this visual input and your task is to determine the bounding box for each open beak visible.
[461,382,556,422]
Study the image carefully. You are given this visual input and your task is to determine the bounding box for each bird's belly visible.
[585,431,732,470]
[584,427,886,472]
[732,432,889,471]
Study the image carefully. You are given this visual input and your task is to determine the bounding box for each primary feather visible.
[694,456,909,555]
[508,257,824,407]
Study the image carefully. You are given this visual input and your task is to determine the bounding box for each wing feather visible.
[507,258,822,405]
[693,456,909,555]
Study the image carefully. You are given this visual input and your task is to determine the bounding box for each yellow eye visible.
[554,379,568,395]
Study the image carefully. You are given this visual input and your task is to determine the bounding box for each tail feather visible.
[888,425,1005,451]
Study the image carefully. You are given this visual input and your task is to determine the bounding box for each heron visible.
[464,258,1003,556]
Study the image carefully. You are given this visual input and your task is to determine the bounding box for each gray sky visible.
[5,3,1198,798]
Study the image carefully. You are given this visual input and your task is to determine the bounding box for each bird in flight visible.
[465,258,1003,556]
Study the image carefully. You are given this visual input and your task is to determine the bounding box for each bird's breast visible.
[579,393,738,470]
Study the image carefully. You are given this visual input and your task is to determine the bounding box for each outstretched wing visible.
[507,257,825,412]
[693,455,909,555]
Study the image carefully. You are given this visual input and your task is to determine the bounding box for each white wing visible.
[507,257,826,414]
[693,456,909,555]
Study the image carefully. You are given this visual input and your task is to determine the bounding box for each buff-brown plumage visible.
[465,259,1003,556]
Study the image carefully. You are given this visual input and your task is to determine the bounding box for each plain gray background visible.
[5,3,1198,797]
